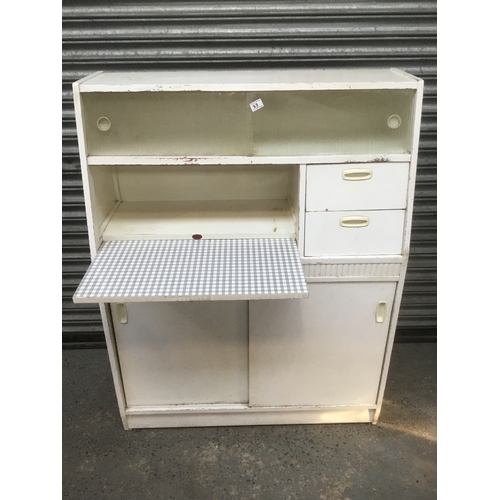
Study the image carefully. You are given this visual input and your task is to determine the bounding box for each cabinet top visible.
[75,68,421,93]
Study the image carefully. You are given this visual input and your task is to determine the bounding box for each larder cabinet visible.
[73,68,423,429]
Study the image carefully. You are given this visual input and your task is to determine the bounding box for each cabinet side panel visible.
[88,166,117,236]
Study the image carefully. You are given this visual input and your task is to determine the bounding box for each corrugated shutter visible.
[62,0,437,347]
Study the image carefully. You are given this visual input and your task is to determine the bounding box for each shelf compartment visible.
[88,164,300,242]
[102,200,296,241]
[73,238,309,303]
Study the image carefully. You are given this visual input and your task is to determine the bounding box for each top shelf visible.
[77,68,421,93]
[86,153,412,166]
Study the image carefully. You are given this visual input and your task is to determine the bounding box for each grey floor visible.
[62,343,436,500]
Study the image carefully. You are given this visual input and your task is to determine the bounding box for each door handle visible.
[117,303,128,324]
[342,168,373,181]
[340,216,369,228]
[375,301,387,323]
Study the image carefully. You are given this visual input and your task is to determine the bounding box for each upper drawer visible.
[306,163,409,211]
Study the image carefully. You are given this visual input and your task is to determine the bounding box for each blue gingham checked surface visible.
[73,239,308,302]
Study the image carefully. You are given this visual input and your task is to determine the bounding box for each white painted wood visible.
[72,81,99,256]
[373,78,425,423]
[297,165,307,257]
[389,68,421,82]
[90,164,300,241]
[125,403,376,414]
[87,153,411,166]
[249,282,397,407]
[402,81,425,257]
[79,68,419,93]
[102,200,296,240]
[111,301,249,406]
[126,407,375,429]
[301,255,404,264]
[99,303,129,429]
[71,69,424,429]
[305,276,399,283]
[306,163,410,211]
[305,210,405,257]
[302,262,402,279]
[97,201,120,239]
[287,165,300,227]
[88,166,117,233]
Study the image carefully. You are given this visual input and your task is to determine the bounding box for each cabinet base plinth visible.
[124,406,376,429]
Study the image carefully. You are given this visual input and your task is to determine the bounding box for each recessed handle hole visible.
[97,116,111,131]
[387,114,401,129]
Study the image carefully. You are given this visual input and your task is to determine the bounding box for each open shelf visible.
[102,200,296,240]
[89,164,300,242]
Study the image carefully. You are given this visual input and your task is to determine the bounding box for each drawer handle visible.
[340,216,369,228]
[117,303,128,324]
[342,168,373,181]
[376,301,387,323]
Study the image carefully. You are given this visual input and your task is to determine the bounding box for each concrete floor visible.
[62,343,436,499]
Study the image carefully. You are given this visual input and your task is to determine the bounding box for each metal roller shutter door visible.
[62,1,437,348]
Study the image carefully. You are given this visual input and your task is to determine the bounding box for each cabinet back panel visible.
[115,165,293,202]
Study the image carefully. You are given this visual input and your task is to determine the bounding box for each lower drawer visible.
[304,210,405,257]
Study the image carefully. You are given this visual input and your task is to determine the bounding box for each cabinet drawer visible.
[305,210,405,256]
[306,163,409,211]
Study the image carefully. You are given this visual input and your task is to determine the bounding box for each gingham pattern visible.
[73,239,308,303]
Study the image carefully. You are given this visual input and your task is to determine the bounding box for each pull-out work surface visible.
[73,238,308,303]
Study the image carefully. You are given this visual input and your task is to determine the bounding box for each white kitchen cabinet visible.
[72,68,423,429]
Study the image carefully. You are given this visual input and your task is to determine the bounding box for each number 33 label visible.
[249,99,264,112]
